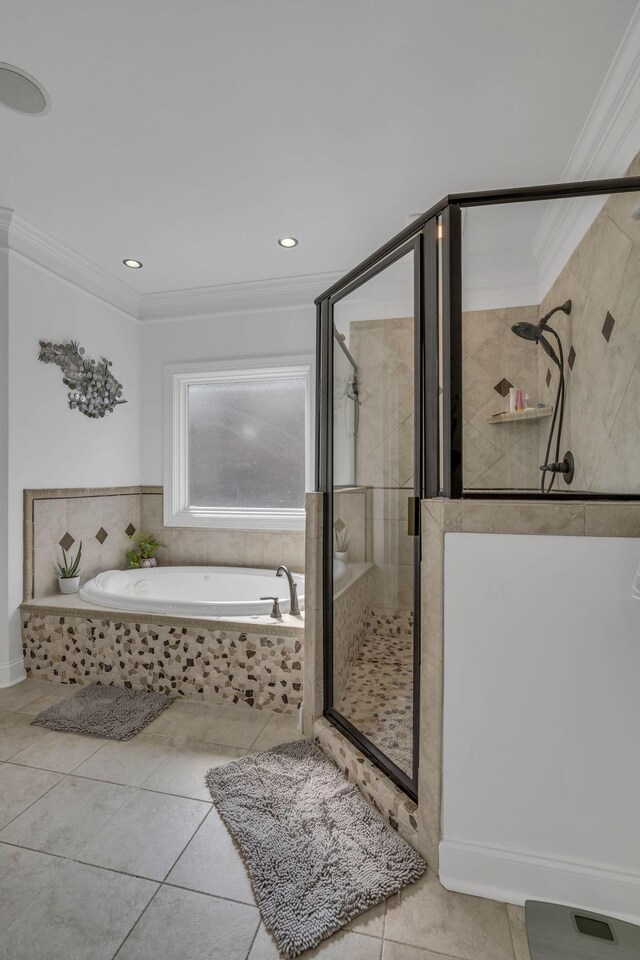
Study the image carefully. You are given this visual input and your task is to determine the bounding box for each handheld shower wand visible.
[511,300,573,493]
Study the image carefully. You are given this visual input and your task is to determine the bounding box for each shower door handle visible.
[407,497,420,536]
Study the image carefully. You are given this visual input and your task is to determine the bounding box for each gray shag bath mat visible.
[31,683,173,740]
[205,738,426,958]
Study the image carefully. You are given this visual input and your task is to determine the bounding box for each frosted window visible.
[187,378,306,509]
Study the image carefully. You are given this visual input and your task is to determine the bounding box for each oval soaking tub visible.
[79,566,305,618]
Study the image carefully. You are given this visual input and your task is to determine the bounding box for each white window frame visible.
[164,355,314,531]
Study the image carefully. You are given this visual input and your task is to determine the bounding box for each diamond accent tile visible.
[546,368,552,388]
[125,523,136,537]
[494,378,513,398]
[59,532,75,551]
[95,527,108,544]
[333,518,346,533]
[602,311,615,343]
[568,345,576,370]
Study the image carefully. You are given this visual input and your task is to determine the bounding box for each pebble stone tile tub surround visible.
[314,716,418,846]
[20,601,303,714]
[0,676,530,960]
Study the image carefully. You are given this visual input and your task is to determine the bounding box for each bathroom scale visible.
[526,901,640,959]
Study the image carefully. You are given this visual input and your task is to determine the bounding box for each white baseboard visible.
[0,657,27,688]
[439,839,640,927]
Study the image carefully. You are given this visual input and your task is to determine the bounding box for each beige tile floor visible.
[0,678,531,960]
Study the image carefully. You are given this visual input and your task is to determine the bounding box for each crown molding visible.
[562,3,640,183]
[0,206,343,323]
[0,207,14,251]
[532,4,640,298]
[138,271,344,322]
[0,207,140,319]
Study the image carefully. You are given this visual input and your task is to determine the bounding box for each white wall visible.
[0,255,316,684]
[442,532,640,923]
[0,247,10,685]
[2,255,141,682]
[140,308,316,484]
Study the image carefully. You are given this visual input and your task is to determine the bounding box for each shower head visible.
[511,320,560,365]
[510,300,571,366]
[510,321,559,364]
[511,300,572,341]
[511,321,540,342]
[538,334,560,364]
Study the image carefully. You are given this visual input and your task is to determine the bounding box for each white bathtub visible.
[79,566,305,618]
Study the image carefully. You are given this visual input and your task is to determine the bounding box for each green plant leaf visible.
[57,541,82,578]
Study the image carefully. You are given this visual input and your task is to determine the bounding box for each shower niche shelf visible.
[488,406,553,424]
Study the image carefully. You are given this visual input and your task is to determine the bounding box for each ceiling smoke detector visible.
[0,63,50,115]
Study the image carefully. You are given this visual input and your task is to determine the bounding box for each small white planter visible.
[335,551,348,564]
[58,576,80,595]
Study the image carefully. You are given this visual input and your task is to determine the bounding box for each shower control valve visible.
[540,451,574,485]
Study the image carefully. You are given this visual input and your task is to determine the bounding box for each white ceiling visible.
[1,0,637,296]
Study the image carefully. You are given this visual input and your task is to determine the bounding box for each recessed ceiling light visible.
[123,259,143,269]
[0,62,50,115]
[278,237,298,248]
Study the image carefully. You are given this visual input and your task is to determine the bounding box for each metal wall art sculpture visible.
[38,340,126,418]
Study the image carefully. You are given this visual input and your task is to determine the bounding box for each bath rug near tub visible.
[205,738,426,958]
[31,683,173,740]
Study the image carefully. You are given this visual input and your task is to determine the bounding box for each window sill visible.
[164,506,306,532]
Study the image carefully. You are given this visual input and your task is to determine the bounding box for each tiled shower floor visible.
[339,633,414,774]
[0,677,529,960]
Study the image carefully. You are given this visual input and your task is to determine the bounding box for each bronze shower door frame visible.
[315,172,640,799]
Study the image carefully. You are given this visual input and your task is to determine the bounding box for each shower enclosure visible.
[316,224,442,798]
[316,166,640,798]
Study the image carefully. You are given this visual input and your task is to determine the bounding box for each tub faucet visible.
[260,596,282,619]
[276,565,300,616]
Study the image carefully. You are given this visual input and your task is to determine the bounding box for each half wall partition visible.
[315,163,640,799]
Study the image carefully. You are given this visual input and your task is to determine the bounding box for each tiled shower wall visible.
[347,316,414,611]
[464,150,640,494]
[538,152,640,493]
[332,487,369,562]
[351,317,414,490]
[26,487,305,600]
[462,305,542,490]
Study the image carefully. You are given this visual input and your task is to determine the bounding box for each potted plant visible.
[56,542,82,594]
[126,531,166,569]
[334,528,349,563]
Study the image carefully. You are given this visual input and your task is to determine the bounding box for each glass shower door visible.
[327,239,421,791]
